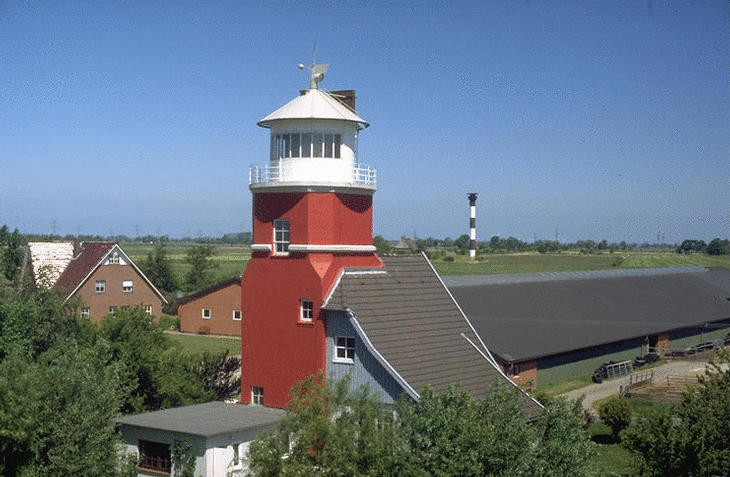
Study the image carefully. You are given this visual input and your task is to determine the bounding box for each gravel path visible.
[562,360,709,411]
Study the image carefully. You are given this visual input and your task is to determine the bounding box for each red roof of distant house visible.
[55,242,116,296]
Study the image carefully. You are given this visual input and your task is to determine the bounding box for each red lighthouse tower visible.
[241,64,383,407]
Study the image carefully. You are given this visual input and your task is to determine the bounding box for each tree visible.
[1,228,23,282]
[622,349,730,476]
[454,234,471,250]
[0,340,130,476]
[248,376,596,476]
[247,372,406,476]
[184,245,218,291]
[373,235,391,255]
[142,242,178,292]
[706,238,729,256]
[597,396,632,438]
[677,239,706,254]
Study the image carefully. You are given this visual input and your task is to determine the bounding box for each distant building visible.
[21,241,166,321]
[392,236,418,252]
[178,276,242,336]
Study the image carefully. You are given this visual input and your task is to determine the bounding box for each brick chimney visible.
[330,90,356,111]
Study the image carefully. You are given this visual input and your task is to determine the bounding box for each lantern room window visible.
[270,133,341,160]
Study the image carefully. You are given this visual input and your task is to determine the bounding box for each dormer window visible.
[271,133,341,160]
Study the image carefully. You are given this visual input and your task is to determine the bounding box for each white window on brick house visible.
[80,307,90,317]
[108,252,120,264]
[334,336,355,363]
[202,308,211,319]
[122,280,133,292]
[273,219,290,254]
[95,280,106,293]
[108,306,116,313]
[251,386,264,405]
[233,309,242,321]
[144,305,153,315]
[300,300,313,322]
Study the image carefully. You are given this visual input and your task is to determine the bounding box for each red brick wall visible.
[75,264,163,323]
[501,360,538,390]
[178,282,242,336]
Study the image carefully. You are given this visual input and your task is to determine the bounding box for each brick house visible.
[22,242,166,322]
[178,276,242,336]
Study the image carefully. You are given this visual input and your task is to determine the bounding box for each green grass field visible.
[165,332,241,356]
[432,251,729,276]
[120,242,729,286]
[123,243,250,286]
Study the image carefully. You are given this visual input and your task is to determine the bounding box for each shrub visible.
[443,255,455,262]
[598,396,632,438]
[158,314,178,331]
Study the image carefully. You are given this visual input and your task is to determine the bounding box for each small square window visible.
[202,308,211,319]
[122,280,133,292]
[144,305,153,315]
[95,280,106,293]
[80,307,90,317]
[233,309,242,321]
[108,306,116,313]
[335,336,355,363]
[300,300,313,322]
[251,386,264,405]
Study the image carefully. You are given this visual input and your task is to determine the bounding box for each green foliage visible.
[143,242,179,292]
[171,440,196,477]
[0,340,128,476]
[184,245,218,291]
[158,313,179,330]
[598,397,632,438]
[706,237,729,255]
[248,372,407,476]
[621,349,730,476]
[676,239,707,254]
[248,376,596,476]
[373,235,391,254]
[1,227,23,282]
[454,233,471,250]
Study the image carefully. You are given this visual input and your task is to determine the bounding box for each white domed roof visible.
[258,89,368,128]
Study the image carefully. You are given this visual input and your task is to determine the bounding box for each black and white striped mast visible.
[468,193,478,260]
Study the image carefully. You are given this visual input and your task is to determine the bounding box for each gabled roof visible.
[55,242,115,295]
[115,401,285,438]
[178,275,241,305]
[24,242,74,287]
[446,267,730,363]
[323,254,542,417]
[258,88,368,128]
[54,242,167,303]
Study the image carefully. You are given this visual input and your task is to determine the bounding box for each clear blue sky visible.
[1,1,727,243]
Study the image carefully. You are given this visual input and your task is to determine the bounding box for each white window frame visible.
[299,299,313,322]
[232,309,241,321]
[144,305,153,315]
[273,219,290,255]
[95,280,106,293]
[251,386,264,405]
[334,336,355,364]
[202,308,211,319]
[108,305,116,313]
[122,280,133,293]
[80,307,90,317]
[108,252,120,264]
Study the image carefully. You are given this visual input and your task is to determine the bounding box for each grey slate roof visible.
[447,267,730,363]
[324,254,542,417]
[114,401,285,438]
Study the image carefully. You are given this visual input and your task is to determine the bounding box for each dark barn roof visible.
[178,275,242,305]
[446,267,730,363]
[324,254,542,417]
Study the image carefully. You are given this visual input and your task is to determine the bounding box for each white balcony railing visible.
[249,162,377,189]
